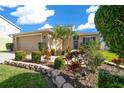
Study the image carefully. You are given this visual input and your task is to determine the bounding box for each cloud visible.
[0,0,55,24]
[77,5,99,30]
[86,5,99,13]
[11,5,55,24]
[0,7,4,11]
[38,24,53,30]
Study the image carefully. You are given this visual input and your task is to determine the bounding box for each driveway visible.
[0,52,58,63]
[0,52,15,63]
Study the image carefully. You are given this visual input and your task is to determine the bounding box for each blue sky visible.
[0,4,98,33]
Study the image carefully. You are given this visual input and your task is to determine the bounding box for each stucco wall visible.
[0,17,20,51]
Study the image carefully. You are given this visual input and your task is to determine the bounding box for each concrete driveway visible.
[0,52,15,63]
[0,52,58,63]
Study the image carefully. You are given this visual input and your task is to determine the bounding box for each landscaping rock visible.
[42,68,47,74]
[51,70,60,78]
[55,76,66,88]
[62,83,73,88]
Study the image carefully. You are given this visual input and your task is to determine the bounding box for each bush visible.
[51,49,56,55]
[61,50,65,55]
[32,51,41,63]
[38,42,46,53]
[98,70,124,88]
[56,48,61,56]
[54,57,66,69]
[15,51,27,61]
[6,43,14,51]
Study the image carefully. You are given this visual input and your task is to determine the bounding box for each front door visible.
[73,40,78,49]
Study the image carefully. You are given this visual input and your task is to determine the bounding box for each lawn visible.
[0,65,48,88]
[98,50,119,61]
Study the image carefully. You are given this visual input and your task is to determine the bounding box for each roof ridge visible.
[0,15,21,30]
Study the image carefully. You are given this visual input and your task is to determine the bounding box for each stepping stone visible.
[55,76,66,88]
[62,83,73,88]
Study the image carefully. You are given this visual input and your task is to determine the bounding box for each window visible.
[83,36,96,45]
[73,35,79,40]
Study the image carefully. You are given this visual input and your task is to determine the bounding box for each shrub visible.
[15,51,27,61]
[44,47,51,62]
[68,61,81,72]
[61,50,65,55]
[32,51,41,63]
[112,58,124,65]
[79,44,85,54]
[56,48,61,56]
[51,49,56,55]
[66,51,81,60]
[95,6,124,57]
[6,43,14,51]
[98,70,124,88]
[38,42,46,53]
[54,57,66,69]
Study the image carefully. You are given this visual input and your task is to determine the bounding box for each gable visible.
[0,16,20,37]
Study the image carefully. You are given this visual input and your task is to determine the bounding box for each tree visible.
[53,25,76,50]
[95,6,124,57]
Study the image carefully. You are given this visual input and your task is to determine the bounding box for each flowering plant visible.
[112,58,124,65]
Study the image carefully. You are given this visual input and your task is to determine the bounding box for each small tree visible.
[85,41,105,87]
[85,41,104,73]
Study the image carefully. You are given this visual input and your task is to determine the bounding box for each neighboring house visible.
[12,28,99,52]
[12,29,62,52]
[0,15,20,51]
[72,32,99,49]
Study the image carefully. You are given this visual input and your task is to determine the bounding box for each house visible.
[12,28,99,52]
[0,15,20,51]
[72,32,99,49]
[12,29,62,52]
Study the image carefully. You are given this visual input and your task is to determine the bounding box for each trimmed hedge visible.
[6,43,14,51]
[98,70,124,88]
[51,49,56,55]
[61,50,65,55]
[54,57,66,69]
[32,51,41,63]
[15,51,27,61]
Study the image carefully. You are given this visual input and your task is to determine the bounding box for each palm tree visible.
[53,25,76,50]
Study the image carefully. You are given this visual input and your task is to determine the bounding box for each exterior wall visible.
[0,17,20,51]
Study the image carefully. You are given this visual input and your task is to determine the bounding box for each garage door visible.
[17,35,41,52]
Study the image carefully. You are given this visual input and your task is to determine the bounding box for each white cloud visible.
[86,5,99,13]
[38,24,53,30]
[0,7,4,11]
[0,0,55,24]
[11,5,55,24]
[77,5,98,30]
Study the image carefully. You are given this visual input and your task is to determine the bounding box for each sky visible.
[0,1,98,33]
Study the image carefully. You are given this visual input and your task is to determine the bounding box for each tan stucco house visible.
[12,28,99,52]
[12,29,62,52]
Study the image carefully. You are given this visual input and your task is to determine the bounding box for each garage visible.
[16,35,41,52]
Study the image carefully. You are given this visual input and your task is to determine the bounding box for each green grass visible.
[0,65,48,88]
[98,50,119,61]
